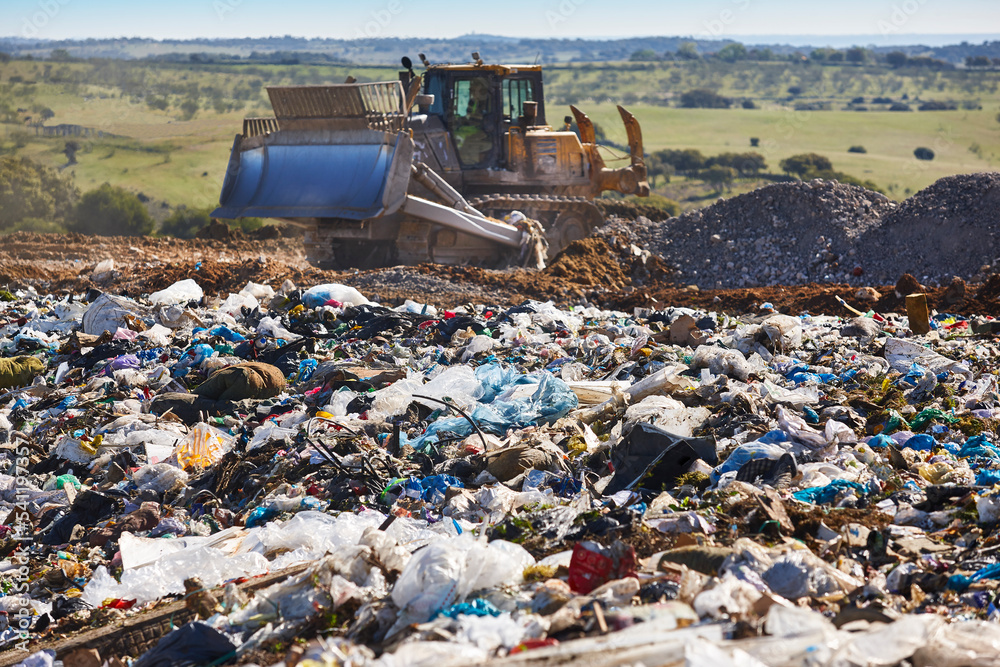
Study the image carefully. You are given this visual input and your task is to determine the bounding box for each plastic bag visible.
[82,293,144,336]
[133,463,189,493]
[148,279,204,306]
[390,534,533,625]
[301,283,370,308]
[691,346,755,381]
[884,337,973,380]
[174,423,233,470]
[761,314,803,351]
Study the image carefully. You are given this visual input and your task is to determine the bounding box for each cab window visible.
[502,78,535,122]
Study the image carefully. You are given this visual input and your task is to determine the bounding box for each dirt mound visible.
[598,179,895,289]
[858,172,1000,282]
[543,237,628,289]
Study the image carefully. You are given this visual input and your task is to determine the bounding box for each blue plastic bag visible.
[792,479,866,504]
[903,434,937,451]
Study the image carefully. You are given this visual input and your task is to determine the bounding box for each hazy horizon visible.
[3,0,998,44]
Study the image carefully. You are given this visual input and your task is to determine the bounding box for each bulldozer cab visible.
[421,65,545,170]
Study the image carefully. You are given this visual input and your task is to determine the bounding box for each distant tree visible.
[676,42,700,61]
[851,96,866,104]
[828,51,845,63]
[49,48,73,62]
[160,206,211,239]
[750,137,760,147]
[741,99,757,109]
[653,148,706,173]
[747,48,774,61]
[848,145,867,153]
[629,49,659,62]
[708,152,767,176]
[889,102,912,111]
[966,55,992,68]
[146,96,169,111]
[0,52,10,64]
[919,100,957,110]
[787,86,803,96]
[0,156,79,230]
[872,96,894,104]
[845,47,870,64]
[679,89,732,108]
[179,98,199,121]
[39,107,55,122]
[810,48,838,62]
[779,153,833,178]
[701,165,737,193]
[914,147,935,161]
[644,154,674,188]
[72,183,154,236]
[886,51,909,68]
[63,140,79,165]
[716,43,747,63]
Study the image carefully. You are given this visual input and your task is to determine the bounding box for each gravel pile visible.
[597,173,1000,288]
[859,172,1000,284]
[598,179,895,288]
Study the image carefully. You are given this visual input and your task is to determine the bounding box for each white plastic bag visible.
[390,534,533,624]
[148,279,204,306]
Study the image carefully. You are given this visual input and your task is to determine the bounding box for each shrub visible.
[872,97,893,104]
[72,183,154,236]
[160,206,211,239]
[914,147,935,161]
[679,89,732,109]
[848,145,867,153]
[146,96,169,111]
[889,102,912,111]
[741,99,757,109]
[179,98,199,121]
[651,148,706,173]
[779,153,833,178]
[707,151,768,176]
[918,100,957,111]
[0,156,79,230]
[701,165,737,193]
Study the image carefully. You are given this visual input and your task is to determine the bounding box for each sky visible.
[3,0,998,43]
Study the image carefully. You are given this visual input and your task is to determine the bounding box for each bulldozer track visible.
[466,194,594,215]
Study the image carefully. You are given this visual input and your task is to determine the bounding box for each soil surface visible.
[3,231,999,318]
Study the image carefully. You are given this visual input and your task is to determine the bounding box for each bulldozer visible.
[212,54,649,268]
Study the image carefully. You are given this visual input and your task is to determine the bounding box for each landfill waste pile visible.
[598,171,1000,288]
[1,265,1000,667]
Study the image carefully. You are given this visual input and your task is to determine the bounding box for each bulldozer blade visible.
[213,130,413,221]
[569,105,597,145]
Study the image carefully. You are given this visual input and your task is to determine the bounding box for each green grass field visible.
[2,58,998,214]
[586,104,1000,199]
